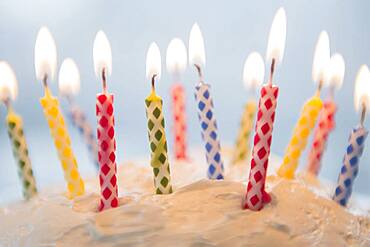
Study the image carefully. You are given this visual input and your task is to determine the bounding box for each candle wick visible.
[43,74,48,88]
[151,74,157,92]
[194,64,204,84]
[268,59,275,85]
[102,68,107,94]
[360,103,366,127]
[3,98,11,111]
[316,79,324,96]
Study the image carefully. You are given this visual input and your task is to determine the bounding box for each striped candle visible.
[6,109,37,199]
[194,83,224,180]
[306,100,336,176]
[333,126,368,206]
[232,100,257,164]
[69,104,99,170]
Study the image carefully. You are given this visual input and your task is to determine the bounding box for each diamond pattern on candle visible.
[194,83,224,179]
[232,101,257,164]
[69,105,99,170]
[277,96,323,179]
[306,101,336,176]
[97,93,118,211]
[333,126,368,207]
[243,85,279,211]
[6,111,37,199]
[145,97,173,194]
[40,90,85,199]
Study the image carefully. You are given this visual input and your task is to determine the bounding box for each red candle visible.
[306,101,336,175]
[166,38,188,160]
[171,84,187,159]
[243,7,286,211]
[306,53,345,176]
[94,31,118,211]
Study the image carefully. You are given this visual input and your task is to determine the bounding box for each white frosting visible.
[0,148,369,246]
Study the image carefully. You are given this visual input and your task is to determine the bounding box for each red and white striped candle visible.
[93,31,118,211]
[166,38,188,160]
[307,54,345,176]
[243,8,286,211]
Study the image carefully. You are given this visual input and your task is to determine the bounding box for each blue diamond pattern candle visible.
[333,65,370,207]
[189,23,224,179]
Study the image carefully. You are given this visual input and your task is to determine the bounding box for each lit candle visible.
[93,31,118,210]
[59,58,99,171]
[166,38,188,160]
[35,27,85,199]
[232,52,264,164]
[189,23,224,179]
[333,65,370,207]
[277,31,330,179]
[145,42,173,194]
[0,61,37,199]
[243,8,286,211]
[306,54,345,176]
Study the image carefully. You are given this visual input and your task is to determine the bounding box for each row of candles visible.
[0,7,369,211]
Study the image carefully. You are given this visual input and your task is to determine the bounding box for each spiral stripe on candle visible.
[145,98,173,194]
[194,83,224,180]
[333,126,368,207]
[277,96,323,179]
[69,105,99,170]
[40,90,85,199]
[6,111,37,199]
[232,100,257,164]
[306,101,336,176]
[243,85,278,211]
[97,94,118,211]
[171,84,188,160]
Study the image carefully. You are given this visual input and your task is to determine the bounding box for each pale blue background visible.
[0,0,369,204]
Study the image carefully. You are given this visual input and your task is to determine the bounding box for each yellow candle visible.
[40,88,84,198]
[6,109,37,199]
[232,100,257,164]
[277,95,323,179]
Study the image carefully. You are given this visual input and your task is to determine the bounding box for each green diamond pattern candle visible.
[145,92,172,194]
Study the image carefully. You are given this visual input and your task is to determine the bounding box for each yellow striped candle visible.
[40,88,85,198]
[232,100,257,164]
[277,95,323,179]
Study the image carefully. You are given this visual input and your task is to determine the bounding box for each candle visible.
[232,52,264,164]
[277,31,330,179]
[306,54,345,176]
[0,61,37,199]
[333,65,370,207]
[243,8,286,210]
[93,31,118,210]
[59,58,99,171]
[145,42,173,194]
[35,27,84,199]
[166,38,188,160]
[189,23,224,179]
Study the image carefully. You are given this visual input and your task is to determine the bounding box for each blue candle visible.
[333,126,368,206]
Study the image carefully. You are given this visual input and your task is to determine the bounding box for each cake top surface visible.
[0,151,369,246]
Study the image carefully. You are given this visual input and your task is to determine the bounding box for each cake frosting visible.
[0,148,369,246]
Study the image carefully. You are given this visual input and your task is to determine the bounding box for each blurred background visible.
[0,0,370,204]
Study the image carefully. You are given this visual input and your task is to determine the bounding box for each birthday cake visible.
[0,149,369,247]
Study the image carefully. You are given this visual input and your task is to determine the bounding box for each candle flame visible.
[327,53,345,90]
[34,26,57,81]
[58,58,80,96]
[166,38,187,75]
[189,23,206,68]
[0,61,18,102]
[266,8,287,64]
[354,65,370,112]
[93,31,112,78]
[312,31,330,84]
[146,42,161,80]
[243,52,265,90]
